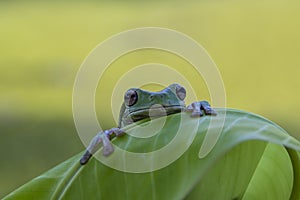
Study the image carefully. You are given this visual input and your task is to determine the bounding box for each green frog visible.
[80,83,217,165]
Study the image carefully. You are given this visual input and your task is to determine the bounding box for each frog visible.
[80,83,217,165]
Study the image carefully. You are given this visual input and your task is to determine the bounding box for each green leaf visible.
[4,109,300,200]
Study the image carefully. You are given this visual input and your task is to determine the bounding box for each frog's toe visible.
[103,145,114,156]
[102,133,114,156]
[80,150,92,165]
[102,139,114,156]
[190,110,204,117]
[113,128,125,137]
[186,104,194,111]
[205,109,217,116]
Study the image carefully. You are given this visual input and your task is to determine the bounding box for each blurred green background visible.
[1,0,300,198]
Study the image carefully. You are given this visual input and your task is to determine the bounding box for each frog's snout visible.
[149,93,166,100]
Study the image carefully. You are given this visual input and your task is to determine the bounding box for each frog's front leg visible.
[80,128,125,165]
[186,101,217,117]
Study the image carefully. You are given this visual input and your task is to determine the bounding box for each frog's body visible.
[80,83,216,165]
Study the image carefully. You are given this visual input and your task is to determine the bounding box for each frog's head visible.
[122,83,186,125]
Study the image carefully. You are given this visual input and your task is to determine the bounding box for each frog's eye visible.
[124,89,138,106]
[175,85,186,100]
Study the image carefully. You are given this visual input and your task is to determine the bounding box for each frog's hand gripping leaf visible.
[4,109,300,200]
[80,103,127,165]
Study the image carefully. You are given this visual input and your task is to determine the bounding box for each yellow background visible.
[0,0,299,197]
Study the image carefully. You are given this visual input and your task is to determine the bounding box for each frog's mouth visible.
[127,105,185,122]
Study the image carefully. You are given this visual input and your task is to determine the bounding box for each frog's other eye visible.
[124,89,138,106]
[175,85,186,100]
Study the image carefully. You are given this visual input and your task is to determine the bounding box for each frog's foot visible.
[200,101,217,116]
[186,101,217,117]
[80,128,125,165]
[186,102,204,117]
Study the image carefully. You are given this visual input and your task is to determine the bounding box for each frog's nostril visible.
[160,93,167,98]
[149,93,167,101]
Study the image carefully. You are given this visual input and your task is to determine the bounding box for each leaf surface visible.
[4,109,300,200]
